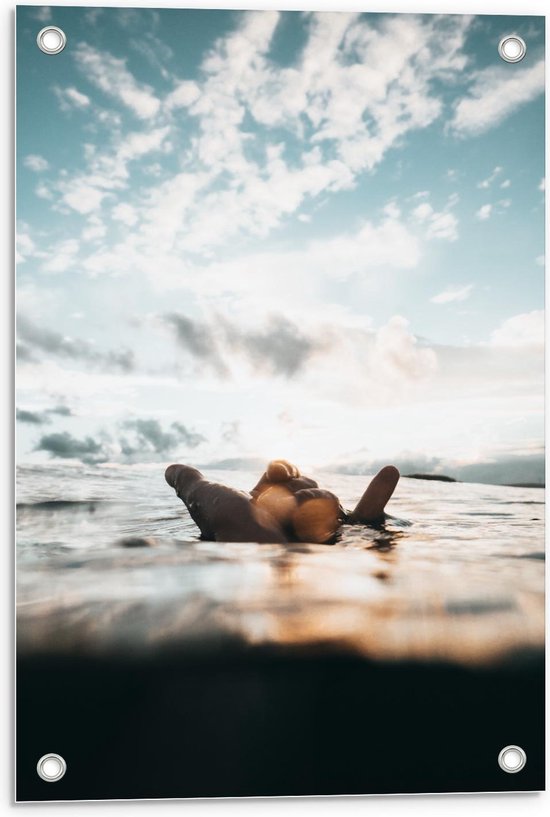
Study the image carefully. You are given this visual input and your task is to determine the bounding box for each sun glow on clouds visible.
[489,310,544,348]
[16,9,544,474]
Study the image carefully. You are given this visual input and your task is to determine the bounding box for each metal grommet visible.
[36,26,67,55]
[36,753,67,782]
[498,35,526,63]
[498,745,527,773]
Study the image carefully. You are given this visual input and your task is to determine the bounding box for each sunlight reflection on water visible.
[16,464,544,663]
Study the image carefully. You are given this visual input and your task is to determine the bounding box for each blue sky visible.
[16,6,545,479]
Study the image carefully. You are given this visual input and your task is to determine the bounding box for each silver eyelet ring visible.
[498,745,527,773]
[498,35,526,64]
[36,753,67,782]
[36,26,67,55]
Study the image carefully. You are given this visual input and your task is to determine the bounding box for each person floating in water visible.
[165,460,400,545]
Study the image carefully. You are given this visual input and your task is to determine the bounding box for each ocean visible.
[16,463,545,799]
[17,463,544,662]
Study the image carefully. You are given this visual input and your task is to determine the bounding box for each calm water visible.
[16,464,545,662]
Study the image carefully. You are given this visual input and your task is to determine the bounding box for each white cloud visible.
[451,59,544,136]
[129,29,174,82]
[54,86,91,111]
[174,11,473,212]
[475,199,510,221]
[80,209,421,295]
[73,43,161,119]
[383,201,401,219]
[63,183,107,215]
[30,7,51,22]
[477,166,502,189]
[164,81,200,110]
[287,314,439,412]
[35,182,52,200]
[301,217,421,279]
[16,231,36,264]
[136,170,211,251]
[431,284,473,304]
[82,216,107,242]
[56,126,170,216]
[411,194,458,241]
[96,109,123,129]
[476,204,492,221]
[81,246,135,278]
[116,127,171,163]
[539,178,545,192]
[412,202,433,222]
[426,211,458,241]
[66,87,91,107]
[446,192,460,208]
[24,154,49,172]
[372,315,437,384]
[254,13,471,173]
[500,179,511,189]
[40,14,476,271]
[42,239,81,274]
[490,311,544,348]
[112,203,138,226]
[535,255,544,267]
[140,148,355,256]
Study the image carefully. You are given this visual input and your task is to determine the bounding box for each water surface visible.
[16,464,544,664]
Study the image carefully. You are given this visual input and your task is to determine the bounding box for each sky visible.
[16,6,545,481]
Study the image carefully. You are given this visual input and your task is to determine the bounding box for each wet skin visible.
[165,460,400,545]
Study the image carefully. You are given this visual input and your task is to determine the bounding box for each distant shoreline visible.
[404,473,457,483]
[504,483,545,489]
[403,473,544,489]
